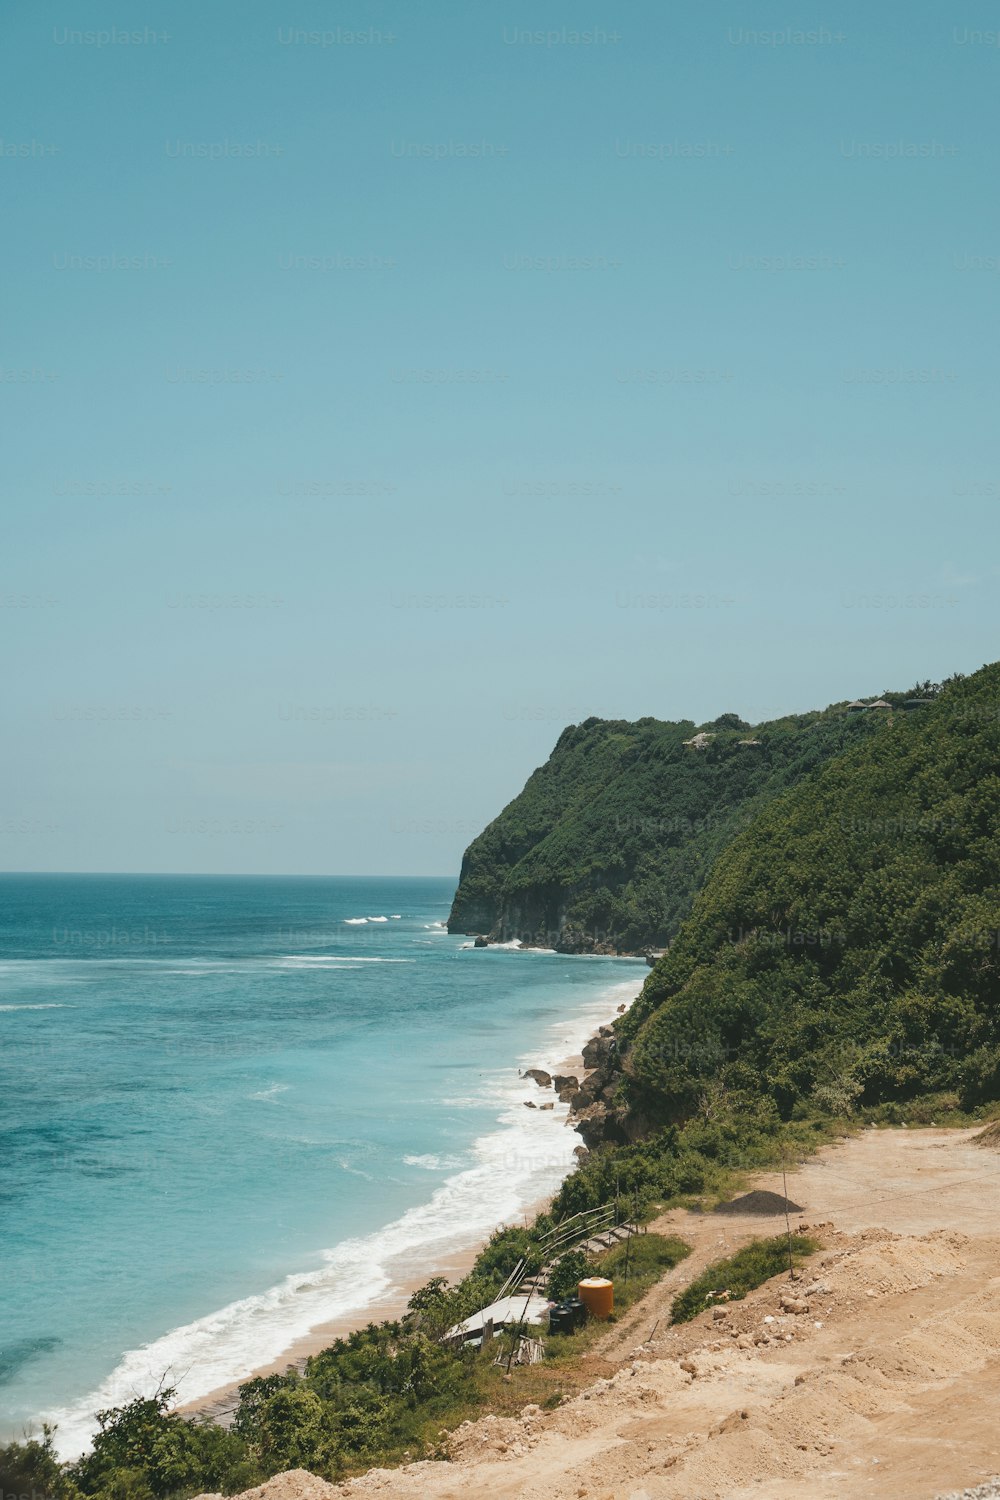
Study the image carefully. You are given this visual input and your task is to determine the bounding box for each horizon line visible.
[0,870,458,880]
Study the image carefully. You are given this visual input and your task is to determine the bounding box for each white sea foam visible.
[473,939,558,952]
[366,915,389,922]
[275,956,414,967]
[0,1002,74,1011]
[343,917,368,925]
[248,1083,290,1102]
[46,968,646,1461]
[390,915,402,920]
[403,1153,464,1171]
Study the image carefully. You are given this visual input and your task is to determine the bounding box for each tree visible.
[252,1388,338,1476]
[69,1389,250,1500]
[0,1428,80,1500]
[546,1250,591,1303]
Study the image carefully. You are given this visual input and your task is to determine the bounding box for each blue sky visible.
[4,0,998,875]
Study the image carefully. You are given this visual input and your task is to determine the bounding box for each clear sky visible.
[3,0,998,876]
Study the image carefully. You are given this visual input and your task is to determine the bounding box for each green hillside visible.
[448,697,905,952]
[618,662,1000,1122]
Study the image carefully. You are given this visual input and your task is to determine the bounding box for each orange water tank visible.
[578,1276,614,1319]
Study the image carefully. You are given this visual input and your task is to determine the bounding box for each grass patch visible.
[670,1234,819,1324]
[595,1231,691,1288]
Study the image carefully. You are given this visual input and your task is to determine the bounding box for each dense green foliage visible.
[448,702,886,951]
[69,1391,252,1500]
[546,1250,591,1301]
[620,665,1000,1120]
[0,1429,80,1500]
[669,1235,819,1323]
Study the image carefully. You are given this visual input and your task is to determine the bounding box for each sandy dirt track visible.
[197,1127,1000,1500]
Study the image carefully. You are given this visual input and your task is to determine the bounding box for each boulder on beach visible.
[522,1068,552,1088]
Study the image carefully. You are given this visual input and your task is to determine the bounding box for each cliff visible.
[564,663,1000,1147]
[447,698,893,953]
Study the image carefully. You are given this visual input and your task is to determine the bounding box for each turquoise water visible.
[0,875,644,1455]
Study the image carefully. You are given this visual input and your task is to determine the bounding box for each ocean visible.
[0,874,645,1456]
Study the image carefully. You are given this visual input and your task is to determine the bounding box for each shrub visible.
[546,1250,592,1302]
[0,1429,81,1500]
[670,1234,819,1323]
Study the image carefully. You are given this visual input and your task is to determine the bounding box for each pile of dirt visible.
[197,1472,337,1500]
[820,1227,967,1304]
[713,1189,803,1216]
[973,1121,1000,1149]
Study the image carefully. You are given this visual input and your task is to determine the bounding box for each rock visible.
[473,936,489,947]
[523,1100,536,1109]
[679,1358,697,1375]
[571,1101,630,1150]
[539,1102,554,1110]
[570,1073,602,1110]
[780,1294,810,1315]
[712,1307,729,1321]
[553,1074,579,1100]
[582,1035,615,1069]
[522,1068,552,1088]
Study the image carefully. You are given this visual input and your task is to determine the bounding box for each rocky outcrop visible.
[522,1068,552,1088]
[565,1027,631,1148]
[582,1030,617,1069]
[561,1022,664,1149]
[487,905,634,955]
